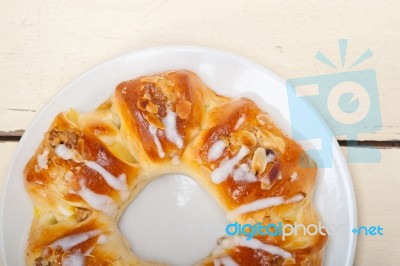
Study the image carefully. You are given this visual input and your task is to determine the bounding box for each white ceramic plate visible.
[0,46,356,266]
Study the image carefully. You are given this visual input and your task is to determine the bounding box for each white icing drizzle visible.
[61,233,105,266]
[51,229,101,251]
[60,233,107,265]
[285,193,305,204]
[58,206,73,217]
[149,124,165,158]
[228,194,305,219]
[81,234,107,257]
[214,256,239,266]
[62,253,84,266]
[234,114,246,130]
[211,236,234,257]
[162,109,183,148]
[77,180,117,216]
[234,236,291,259]
[232,163,257,183]
[37,148,50,170]
[266,152,275,164]
[290,172,298,182]
[64,171,73,182]
[54,144,129,214]
[208,140,226,161]
[54,144,74,160]
[277,172,283,180]
[85,160,129,200]
[68,234,106,259]
[172,155,180,165]
[214,237,291,260]
[97,234,107,245]
[211,146,250,184]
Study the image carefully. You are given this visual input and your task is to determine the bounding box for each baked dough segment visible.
[182,97,327,265]
[24,103,145,265]
[26,210,139,266]
[114,70,223,165]
[25,110,139,218]
[183,97,315,204]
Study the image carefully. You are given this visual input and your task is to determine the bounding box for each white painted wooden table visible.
[1,1,399,265]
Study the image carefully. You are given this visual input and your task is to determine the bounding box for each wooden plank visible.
[343,147,400,265]
[0,1,399,140]
[0,143,398,265]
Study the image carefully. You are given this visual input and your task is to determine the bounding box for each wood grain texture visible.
[0,0,399,140]
[341,147,400,266]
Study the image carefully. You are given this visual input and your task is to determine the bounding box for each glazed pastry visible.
[24,70,327,265]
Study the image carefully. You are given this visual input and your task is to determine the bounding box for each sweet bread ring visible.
[24,70,327,265]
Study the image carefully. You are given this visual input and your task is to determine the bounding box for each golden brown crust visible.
[26,211,139,266]
[25,113,139,215]
[24,70,327,265]
[182,97,326,265]
[184,98,316,208]
[114,70,208,163]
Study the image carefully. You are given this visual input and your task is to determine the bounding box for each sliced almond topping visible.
[256,113,271,126]
[258,131,274,147]
[137,96,149,111]
[239,131,257,147]
[140,76,164,83]
[251,147,268,175]
[145,113,165,129]
[260,162,280,190]
[256,130,262,139]
[176,100,192,119]
[76,138,85,155]
[260,176,271,190]
[161,76,175,87]
[74,208,93,222]
[277,172,283,180]
[165,79,175,87]
[121,86,127,95]
[146,101,159,114]
[285,257,296,265]
[158,83,179,103]
[258,130,285,153]
[66,108,80,125]
[274,137,285,153]
[34,164,41,173]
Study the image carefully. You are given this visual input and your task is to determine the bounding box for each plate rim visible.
[0,45,357,265]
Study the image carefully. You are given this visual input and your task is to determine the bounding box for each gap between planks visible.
[1,130,399,148]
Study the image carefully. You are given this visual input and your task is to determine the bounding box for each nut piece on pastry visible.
[25,105,139,219]
[26,211,139,265]
[114,70,213,164]
[24,70,327,265]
